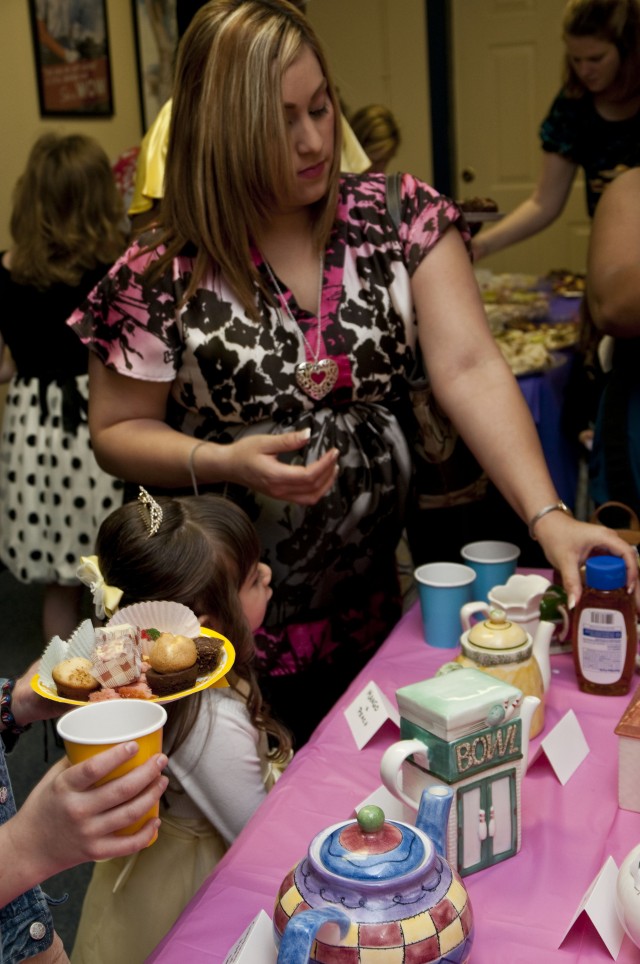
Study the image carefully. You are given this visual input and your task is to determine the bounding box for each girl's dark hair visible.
[562,0,640,98]
[96,493,291,763]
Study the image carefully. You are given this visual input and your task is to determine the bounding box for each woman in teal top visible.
[473,0,640,261]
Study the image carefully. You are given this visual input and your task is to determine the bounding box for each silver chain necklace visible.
[262,255,338,401]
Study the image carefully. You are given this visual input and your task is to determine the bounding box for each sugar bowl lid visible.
[314,805,433,884]
[467,608,528,650]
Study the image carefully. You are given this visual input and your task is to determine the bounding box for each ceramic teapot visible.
[616,844,640,949]
[453,604,554,738]
[273,787,474,964]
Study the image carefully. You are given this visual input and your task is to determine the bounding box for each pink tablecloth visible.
[149,574,640,963]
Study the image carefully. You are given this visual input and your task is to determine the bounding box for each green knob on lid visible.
[357,805,385,833]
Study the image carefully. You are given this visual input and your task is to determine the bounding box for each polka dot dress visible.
[0,374,123,585]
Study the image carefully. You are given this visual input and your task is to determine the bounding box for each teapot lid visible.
[467,608,528,650]
[316,806,432,883]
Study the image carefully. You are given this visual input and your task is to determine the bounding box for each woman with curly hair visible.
[0,133,125,642]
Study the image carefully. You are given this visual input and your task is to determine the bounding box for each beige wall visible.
[308,0,433,184]
[0,1,142,250]
[0,2,433,252]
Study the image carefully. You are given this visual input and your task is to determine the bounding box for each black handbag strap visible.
[386,172,402,233]
[385,173,427,387]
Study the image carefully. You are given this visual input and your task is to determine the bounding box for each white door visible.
[452,0,591,275]
[305,0,433,183]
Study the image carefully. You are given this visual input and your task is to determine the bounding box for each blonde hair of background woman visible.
[10,133,125,290]
[148,0,342,318]
[350,104,401,173]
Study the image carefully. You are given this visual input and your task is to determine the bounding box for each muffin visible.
[195,636,223,674]
[52,657,100,701]
[145,632,198,696]
[460,196,499,213]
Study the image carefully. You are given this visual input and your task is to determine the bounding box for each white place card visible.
[529,709,589,784]
[354,784,407,821]
[343,680,400,749]
[223,910,276,964]
[560,856,625,959]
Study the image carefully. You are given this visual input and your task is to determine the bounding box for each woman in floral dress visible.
[69,0,637,745]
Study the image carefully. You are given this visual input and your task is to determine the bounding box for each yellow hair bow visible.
[76,555,123,619]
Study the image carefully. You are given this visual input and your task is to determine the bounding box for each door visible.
[452,0,590,275]
[306,0,433,183]
[457,768,518,874]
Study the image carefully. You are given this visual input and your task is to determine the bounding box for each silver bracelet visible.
[528,500,572,540]
[188,440,209,496]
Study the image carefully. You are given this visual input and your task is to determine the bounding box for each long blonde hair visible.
[147,0,342,318]
[562,0,640,98]
[10,133,125,289]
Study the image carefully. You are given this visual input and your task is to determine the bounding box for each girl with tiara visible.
[72,489,291,963]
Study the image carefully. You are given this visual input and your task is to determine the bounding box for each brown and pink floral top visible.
[68,173,467,713]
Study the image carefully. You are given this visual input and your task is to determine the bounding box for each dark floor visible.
[1,571,93,955]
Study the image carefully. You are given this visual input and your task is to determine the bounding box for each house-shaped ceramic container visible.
[615,683,640,812]
[382,668,539,876]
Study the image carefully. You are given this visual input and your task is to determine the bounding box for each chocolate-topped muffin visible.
[195,636,223,674]
[145,632,198,696]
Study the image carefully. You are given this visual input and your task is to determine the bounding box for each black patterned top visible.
[540,89,640,216]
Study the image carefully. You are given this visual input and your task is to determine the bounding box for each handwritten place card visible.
[529,709,589,784]
[354,784,407,821]
[223,909,276,964]
[343,680,400,749]
[560,856,624,959]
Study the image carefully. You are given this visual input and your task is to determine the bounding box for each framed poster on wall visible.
[28,0,113,116]
[131,0,177,134]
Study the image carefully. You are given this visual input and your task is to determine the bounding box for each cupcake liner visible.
[108,601,201,642]
[39,619,96,689]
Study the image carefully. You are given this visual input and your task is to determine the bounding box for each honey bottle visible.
[573,555,637,696]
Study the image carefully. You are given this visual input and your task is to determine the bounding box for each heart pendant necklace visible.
[263,254,338,401]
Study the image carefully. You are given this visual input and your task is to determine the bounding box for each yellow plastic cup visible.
[56,699,167,837]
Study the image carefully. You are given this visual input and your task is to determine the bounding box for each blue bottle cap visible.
[585,555,626,591]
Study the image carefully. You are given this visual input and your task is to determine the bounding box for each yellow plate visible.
[31,630,235,707]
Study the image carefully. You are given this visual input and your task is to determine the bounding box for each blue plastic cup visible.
[460,541,521,602]
[414,562,477,648]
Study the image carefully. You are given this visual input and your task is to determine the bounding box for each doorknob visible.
[461,167,476,183]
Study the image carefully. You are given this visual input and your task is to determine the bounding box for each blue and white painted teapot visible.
[273,785,474,963]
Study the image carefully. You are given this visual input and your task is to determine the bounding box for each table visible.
[149,570,640,963]
[517,293,581,509]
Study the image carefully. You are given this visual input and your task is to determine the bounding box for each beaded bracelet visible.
[0,677,31,736]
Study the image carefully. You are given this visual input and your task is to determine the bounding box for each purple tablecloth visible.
[517,293,581,508]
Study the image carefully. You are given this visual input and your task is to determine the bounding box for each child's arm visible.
[171,694,270,844]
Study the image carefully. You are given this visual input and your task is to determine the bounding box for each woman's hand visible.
[0,744,169,905]
[534,512,639,607]
[219,430,340,505]
[88,362,339,503]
